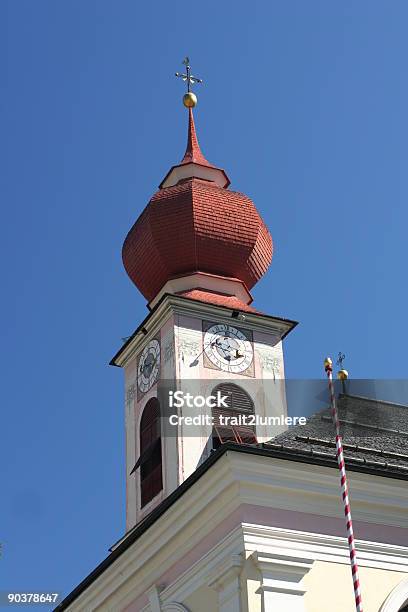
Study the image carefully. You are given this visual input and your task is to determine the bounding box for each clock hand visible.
[215,338,233,359]
[140,355,157,377]
[211,338,227,355]
[221,340,244,361]
[190,335,222,367]
[190,333,242,367]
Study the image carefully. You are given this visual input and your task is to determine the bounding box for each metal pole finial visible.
[336,351,349,390]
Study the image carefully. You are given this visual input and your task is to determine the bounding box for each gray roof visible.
[268,394,408,474]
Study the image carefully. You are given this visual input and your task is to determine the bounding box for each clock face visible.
[203,323,253,373]
[137,339,161,393]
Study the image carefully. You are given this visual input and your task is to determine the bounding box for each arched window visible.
[130,398,163,508]
[212,383,257,449]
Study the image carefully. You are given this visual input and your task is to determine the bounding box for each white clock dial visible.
[137,339,161,393]
[203,324,253,373]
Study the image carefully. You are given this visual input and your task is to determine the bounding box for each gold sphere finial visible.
[324,357,333,371]
[337,369,349,381]
[183,92,197,108]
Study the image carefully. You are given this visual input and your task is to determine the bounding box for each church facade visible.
[56,71,408,612]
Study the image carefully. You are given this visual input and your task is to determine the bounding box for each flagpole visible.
[324,357,363,612]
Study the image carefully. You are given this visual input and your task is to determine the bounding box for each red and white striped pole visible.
[324,357,363,612]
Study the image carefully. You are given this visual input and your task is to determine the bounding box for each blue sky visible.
[2,0,408,605]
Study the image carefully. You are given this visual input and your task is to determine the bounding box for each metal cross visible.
[336,352,346,369]
[175,57,203,92]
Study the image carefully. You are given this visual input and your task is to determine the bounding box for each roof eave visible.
[158,162,231,189]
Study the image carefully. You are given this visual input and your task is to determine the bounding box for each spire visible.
[180,108,211,167]
[175,58,210,166]
[159,58,230,189]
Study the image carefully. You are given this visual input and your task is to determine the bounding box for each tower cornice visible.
[110,293,297,368]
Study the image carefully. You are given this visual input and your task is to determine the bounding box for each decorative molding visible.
[252,551,313,612]
[178,339,199,358]
[380,577,408,611]
[257,351,280,374]
[207,553,243,591]
[164,341,175,363]
[230,452,408,528]
[158,526,243,607]
[242,524,408,572]
[207,553,243,611]
[126,384,136,402]
[162,603,190,612]
[146,585,188,612]
[252,550,313,594]
[147,585,162,612]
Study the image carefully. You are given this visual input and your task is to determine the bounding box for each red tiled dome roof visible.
[122,177,273,301]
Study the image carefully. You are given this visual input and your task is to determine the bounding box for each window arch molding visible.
[380,577,408,611]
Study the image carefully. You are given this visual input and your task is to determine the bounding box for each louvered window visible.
[212,383,257,449]
[130,398,163,508]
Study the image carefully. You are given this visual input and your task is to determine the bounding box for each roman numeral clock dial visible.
[137,338,161,394]
[203,323,254,375]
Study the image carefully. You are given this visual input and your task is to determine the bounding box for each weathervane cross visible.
[336,352,346,369]
[175,57,203,92]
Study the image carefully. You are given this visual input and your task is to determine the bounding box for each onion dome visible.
[122,107,273,307]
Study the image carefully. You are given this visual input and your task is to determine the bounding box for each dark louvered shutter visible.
[134,398,163,507]
[212,384,257,448]
[214,383,255,413]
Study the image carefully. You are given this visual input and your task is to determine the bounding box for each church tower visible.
[57,61,408,612]
[111,62,296,530]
